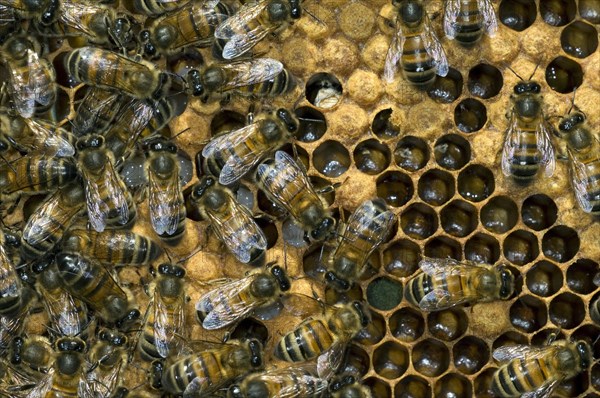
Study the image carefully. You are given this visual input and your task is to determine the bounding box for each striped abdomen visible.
[162,351,232,395]
[452,0,484,45]
[401,32,436,87]
[506,125,541,182]
[574,154,600,215]
[3,155,77,195]
[274,318,335,362]
[235,69,296,98]
[0,248,23,317]
[492,357,553,397]
[139,295,184,361]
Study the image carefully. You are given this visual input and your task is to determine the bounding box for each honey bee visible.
[126,0,191,17]
[195,263,290,330]
[383,0,449,87]
[0,115,75,156]
[328,374,373,398]
[186,176,267,264]
[138,263,186,362]
[557,108,600,215]
[0,230,28,318]
[9,335,54,374]
[274,301,371,378]
[83,329,128,398]
[55,252,140,328]
[501,79,556,183]
[227,365,328,398]
[72,87,125,137]
[65,47,171,100]
[405,258,515,311]
[76,135,136,232]
[0,0,56,23]
[61,228,162,267]
[140,0,234,57]
[324,199,396,292]
[443,0,498,46]
[20,181,86,260]
[214,0,302,59]
[492,339,592,398]
[0,312,27,354]
[1,34,56,118]
[186,58,296,103]
[202,108,298,185]
[159,338,264,395]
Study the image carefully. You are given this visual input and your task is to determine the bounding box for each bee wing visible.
[202,122,258,158]
[148,164,184,236]
[220,58,284,89]
[22,191,64,245]
[536,120,556,178]
[80,167,110,233]
[521,380,560,398]
[7,58,35,118]
[492,344,551,362]
[58,1,104,38]
[196,276,257,330]
[419,257,463,275]
[422,16,449,77]
[568,148,594,213]
[478,0,499,36]
[39,287,84,337]
[153,288,186,358]
[23,370,54,398]
[501,112,520,177]
[260,368,328,398]
[343,200,395,245]
[443,0,461,39]
[24,119,75,157]
[419,286,480,310]
[383,23,406,82]
[317,340,346,379]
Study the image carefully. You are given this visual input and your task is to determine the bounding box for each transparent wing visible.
[383,23,405,82]
[80,167,111,233]
[101,161,130,226]
[419,287,480,310]
[202,122,259,158]
[501,112,519,177]
[255,367,328,398]
[23,370,53,398]
[148,164,184,235]
[492,344,551,362]
[220,58,284,89]
[521,380,560,398]
[215,0,267,39]
[422,16,449,77]
[536,119,556,178]
[39,286,85,337]
[22,191,63,245]
[58,1,105,38]
[24,119,75,157]
[317,340,346,380]
[478,0,498,36]
[343,200,395,246]
[443,0,461,39]
[419,257,464,276]
[7,58,35,118]
[154,287,186,358]
[568,148,594,213]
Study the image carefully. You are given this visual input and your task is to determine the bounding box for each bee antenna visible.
[302,6,325,26]
[170,127,191,140]
[527,62,540,81]
[506,66,524,81]
[0,152,16,174]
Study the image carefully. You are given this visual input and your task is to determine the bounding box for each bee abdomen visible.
[405,274,433,307]
[401,37,436,87]
[492,358,549,397]
[275,319,333,362]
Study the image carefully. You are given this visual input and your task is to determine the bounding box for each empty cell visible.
[354,310,386,346]
[305,72,343,109]
[567,259,599,294]
[526,261,563,297]
[229,318,269,345]
[435,373,472,398]
[542,225,580,263]
[412,338,450,377]
[373,341,409,380]
[371,108,400,140]
[400,203,438,240]
[480,196,518,233]
[579,0,600,23]
[428,308,468,341]
[294,106,327,142]
[453,336,490,374]
[465,233,501,264]
[210,110,245,137]
[474,368,498,398]
[418,170,455,206]
[458,165,495,202]
[424,236,462,260]
[539,0,576,26]
[390,307,425,342]
[395,375,431,398]
[394,136,429,171]
[312,140,350,177]
[503,230,539,266]
[499,0,537,31]
[468,64,503,99]
[454,98,487,133]
[338,344,370,377]
[531,328,566,346]
[561,21,598,58]
[376,171,414,208]
[354,139,391,175]
[510,295,548,332]
[545,56,583,93]
[427,67,463,104]
[441,200,478,238]
[383,239,421,278]
[492,331,529,351]
[549,292,585,329]
[434,134,471,170]
[521,194,558,231]
[51,88,71,122]
[255,217,278,249]
[364,377,392,398]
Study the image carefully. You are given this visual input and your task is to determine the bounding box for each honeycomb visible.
[1,0,599,397]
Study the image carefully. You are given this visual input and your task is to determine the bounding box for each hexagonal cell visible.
[353,139,391,175]
[454,98,487,133]
[531,328,566,346]
[400,203,438,240]
[465,233,501,264]
[417,170,455,206]
[325,283,364,306]
[209,110,245,137]
[395,376,432,398]
[424,236,462,260]
[510,295,548,333]
[539,0,576,26]
[453,336,489,375]
[53,51,80,88]
[229,318,269,345]
[309,175,336,206]
[545,56,583,93]
[427,308,468,341]
[373,341,409,380]
[302,244,326,279]
[434,134,471,171]
[354,310,386,346]
[567,259,599,294]
[572,324,600,357]
[412,338,450,377]
[372,108,400,140]
[549,292,585,329]
[579,0,600,24]
[440,200,478,238]
[254,217,278,249]
[390,307,425,342]
[467,64,503,99]
[367,277,403,311]
[305,72,343,109]
[312,140,350,178]
[499,0,537,31]
[427,67,463,104]
[480,196,518,234]
[474,368,497,398]
[339,344,370,377]
[434,373,472,398]
[457,165,495,202]
[375,171,413,209]
[492,331,529,352]
[383,239,421,278]
[542,226,580,263]
[394,136,429,171]
[561,21,599,58]
[364,377,391,398]
[294,106,327,142]
[526,261,563,297]
[521,194,558,231]
[503,230,539,266]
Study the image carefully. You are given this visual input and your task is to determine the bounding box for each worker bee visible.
[186,176,267,264]
[556,108,600,215]
[0,0,57,24]
[405,258,515,311]
[72,87,125,137]
[65,46,171,101]
[492,339,592,398]
[214,0,302,59]
[443,0,498,46]
[202,108,298,185]
[9,335,54,374]
[186,58,296,103]
[0,116,75,156]
[227,365,328,398]
[159,338,264,395]
[0,232,30,318]
[76,135,136,232]
[324,199,396,292]
[61,228,162,267]
[502,79,556,183]
[140,0,234,57]
[256,150,336,243]
[20,181,86,260]
[274,301,371,378]
[1,34,56,118]
[55,252,140,328]
[195,263,290,330]
[138,263,186,362]
[126,0,191,17]
[83,329,128,398]
[328,373,373,398]
[383,0,449,87]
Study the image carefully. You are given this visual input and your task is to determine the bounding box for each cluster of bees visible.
[0,0,597,397]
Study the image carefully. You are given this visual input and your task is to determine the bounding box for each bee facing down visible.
[443,0,498,46]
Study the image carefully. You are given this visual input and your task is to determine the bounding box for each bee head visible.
[498,266,515,299]
[56,337,85,353]
[271,264,291,292]
[76,135,104,151]
[39,0,59,25]
[289,0,302,19]
[158,263,186,278]
[310,216,336,241]
[267,0,290,22]
[325,270,351,291]
[398,0,423,25]
[576,341,592,371]
[512,82,542,119]
[187,69,205,97]
[247,339,263,369]
[513,81,541,95]
[192,177,215,199]
[149,360,164,389]
[276,108,299,133]
[140,30,157,57]
[148,138,177,154]
[99,329,127,346]
[558,111,585,133]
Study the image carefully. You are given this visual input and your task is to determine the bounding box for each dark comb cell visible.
[294,106,327,142]
[526,261,563,297]
[339,344,370,377]
[567,259,599,294]
[305,72,343,109]
[395,136,429,171]
[561,21,599,58]
[424,236,462,260]
[390,307,425,342]
[545,56,583,93]
[521,194,558,231]
[434,134,471,170]
[427,67,463,104]
[458,165,495,202]
[418,170,455,206]
[474,368,497,398]
[539,0,576,26]
[435,373,472,398]
[395,376,431,398]
[376,171,414,208]
[579,0,600,24]
[440,200,478,238]
[465,233,501,264]
[364,377,392,398]
[412,338,450,377]
[313,140,350,177]
[428,309,468,341]
[504,230,539,266]
[467,64,503,99]
[550,293,585,329]
[542,225,580,263]
[210,110,245,137]
[401,203,438,240]
[383,239,421,277]
[354,139,391,175]
[373,341,409,380]
[509,295,547,333]
[453,336,489,375]
[499,0,537,31]
[454,99,487,133]
[372,108,400,140]
[480,196,518,233]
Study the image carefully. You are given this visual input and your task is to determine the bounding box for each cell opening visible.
[434,134,471,170]
[465,233,501,264]
[338,344,371,377]
[521,194,558,231]
[474,368,497,398]
[390,307,425,342]
[373,341,409,380]
[510,295,547,333]
[427,308,468,341]
[210,110,245,137]
[383,239,421,278]
[424,236,462,260]
[395,376,431,398]
[542,225,580,263]
[312,140,350,177]
[353,139,391,175]
[367,277,403,311]
[400,203,438,240]
[412,338,450,377]
[440,200,478,238]
[545,56,583,93]
[480,196,519,233]
[579,0,600,24]
[526,260,563,297]
[372,108,400,140]
[453,336,490,375]
[394,136,429,171]
[294,106,327,142]
[503,229,540,266]
[457,165,495,202]
[539,0,576,26]
[560,21,599,58]
[567,259,599,294]
[549,292,585,329]
[467,64,503,99]
[434,373,473,398]
[417,169,456,206]
[499,0,537,31]
[364,377,392,398]
[305,72,343,109]
[376,171,414,209]
[427,67,463,104]
[454,98,488,133]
